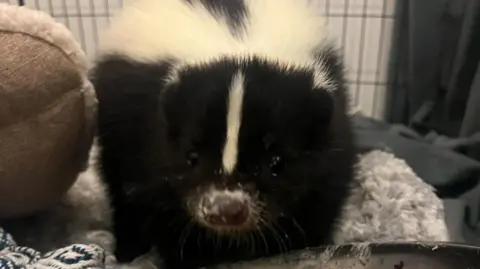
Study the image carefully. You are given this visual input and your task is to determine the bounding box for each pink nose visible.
[201,195,249,226]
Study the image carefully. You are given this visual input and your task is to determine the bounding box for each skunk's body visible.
[91,0,356,268]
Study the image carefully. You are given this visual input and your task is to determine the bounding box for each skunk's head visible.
[150,55,350,234]
[94,0,354,237]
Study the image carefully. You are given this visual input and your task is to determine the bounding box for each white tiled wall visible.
[9,0,397,120]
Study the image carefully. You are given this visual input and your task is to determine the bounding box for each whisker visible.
[248,232,256,256]
[264,221,285,254]
[197,228,203,249]
[256,223,269,255]
[290,216,307,246]
[179,221,195,261]
[272,221,292,250]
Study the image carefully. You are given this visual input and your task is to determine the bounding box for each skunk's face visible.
[158,57,341,234]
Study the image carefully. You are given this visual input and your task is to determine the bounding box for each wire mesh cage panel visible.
[13,0,396,120]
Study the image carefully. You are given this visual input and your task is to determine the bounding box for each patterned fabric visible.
[0,228,108,269]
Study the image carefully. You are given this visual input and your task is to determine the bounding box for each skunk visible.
[91,0,356,268]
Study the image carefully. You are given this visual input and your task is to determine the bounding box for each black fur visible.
[92,48,355,269]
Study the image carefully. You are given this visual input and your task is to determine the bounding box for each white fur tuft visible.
[99,0,335,91]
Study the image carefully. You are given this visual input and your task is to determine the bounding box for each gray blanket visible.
[353,114,480,245]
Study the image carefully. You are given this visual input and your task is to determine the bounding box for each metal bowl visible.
[215,242,480,269]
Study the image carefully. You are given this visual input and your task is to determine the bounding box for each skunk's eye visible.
[270,156,285,176]
[187,151,199,167]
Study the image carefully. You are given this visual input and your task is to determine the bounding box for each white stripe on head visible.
[222,71,245,175]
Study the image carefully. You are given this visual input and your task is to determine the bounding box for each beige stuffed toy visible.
[0,3,96,218]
